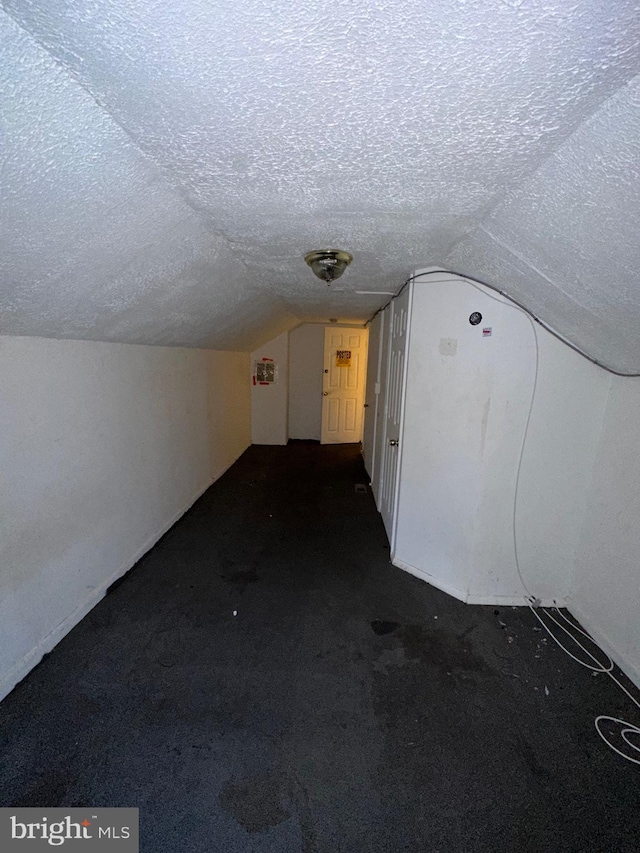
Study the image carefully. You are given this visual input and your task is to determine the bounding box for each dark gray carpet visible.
[1,442,639,852]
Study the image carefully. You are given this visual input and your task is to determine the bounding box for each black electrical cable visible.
[365,268,640,378]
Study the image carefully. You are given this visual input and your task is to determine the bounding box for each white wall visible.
[385,270,640,685]
[288,324,325,441]
[393,275,609,606]
[250,331,289,445]
[0,336,251,701]
[208,350,251,480]
[512,333,609,602]
[570,378,640,686]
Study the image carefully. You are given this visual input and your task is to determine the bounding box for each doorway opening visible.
[287,324,369,445]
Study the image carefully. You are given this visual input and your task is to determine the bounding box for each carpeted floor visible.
[1,442,639,852]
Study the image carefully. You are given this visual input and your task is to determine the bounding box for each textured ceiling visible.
[1,0,639,364]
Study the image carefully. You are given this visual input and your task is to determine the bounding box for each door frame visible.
[376,282,413,554]
[362,311,384,481]
[320,326,369,445]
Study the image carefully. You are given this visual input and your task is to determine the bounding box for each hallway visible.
[1,443,638,852]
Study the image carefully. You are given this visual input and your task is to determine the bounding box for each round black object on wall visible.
[469,312,482,326]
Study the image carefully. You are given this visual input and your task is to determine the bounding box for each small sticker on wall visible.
[482,328,492,337]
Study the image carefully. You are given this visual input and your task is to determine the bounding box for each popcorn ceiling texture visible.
[1,0,639,364]
[448,76,640,371]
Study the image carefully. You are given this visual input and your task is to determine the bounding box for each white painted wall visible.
[392,274,609,606]
[511,333,609,603]
[288,324,324,441]
[570,377,640,686]
[0,336,251,701]
[370,270,640,687]
[251,331,289,445]
[208,350,251,480]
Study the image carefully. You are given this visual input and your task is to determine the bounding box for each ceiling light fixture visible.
[305,249,353,284]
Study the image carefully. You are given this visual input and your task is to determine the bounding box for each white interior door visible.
[362,312,382,479]
[379,285,412,545]
[371,305,390,507]
[321,327,369,444]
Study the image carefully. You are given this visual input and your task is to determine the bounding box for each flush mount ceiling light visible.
[304,249,353,284]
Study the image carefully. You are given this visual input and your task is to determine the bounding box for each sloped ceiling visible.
[1,1,639,365]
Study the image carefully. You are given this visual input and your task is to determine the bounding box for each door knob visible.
[389,439,398,446]
[323,391,329,396]
[363,403,369,408]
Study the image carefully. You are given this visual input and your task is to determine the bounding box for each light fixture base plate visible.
[304,249,353,283]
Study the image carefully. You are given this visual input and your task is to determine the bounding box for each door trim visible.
[388,280,414,555]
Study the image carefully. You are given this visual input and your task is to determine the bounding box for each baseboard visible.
[0,476,214,704]
[392,557,468,603]
[566,600,640,692]
[211,442,250,484]
[391,556,563,608]
[465,594,565,607]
